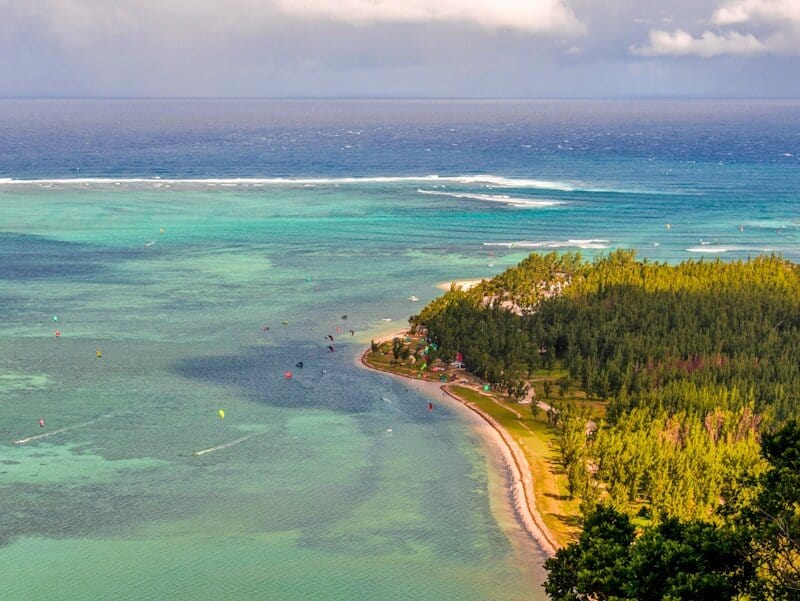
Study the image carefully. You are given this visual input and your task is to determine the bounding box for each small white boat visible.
[408,296,419,302]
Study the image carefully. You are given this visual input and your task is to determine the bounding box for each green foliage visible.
[416,250,799,522]
[735,420,800,600]
[556,403,592,500]
[544,506,752,601]
[547,420,800,601]
[503,363,530,401]
[420,250,800,422]
[544,505,636,601]
[593,405,763,522]
[558,376,572,397]
[415,251,800,597]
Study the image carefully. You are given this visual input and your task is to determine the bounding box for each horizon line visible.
[1,95,799,102]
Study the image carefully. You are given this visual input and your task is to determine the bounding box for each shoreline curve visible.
[359,331,559,558]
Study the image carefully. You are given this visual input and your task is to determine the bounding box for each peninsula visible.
[364,250,800,601]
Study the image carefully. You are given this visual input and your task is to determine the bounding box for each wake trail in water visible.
[12,414,112,445]
[192,432,262,456]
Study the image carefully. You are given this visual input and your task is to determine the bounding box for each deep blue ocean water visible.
[0,100,799,600]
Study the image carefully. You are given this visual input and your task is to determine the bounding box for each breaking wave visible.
[417,189,563,207]
[483,239,611,250]
[0,174,616,193]
[686,245,777,254]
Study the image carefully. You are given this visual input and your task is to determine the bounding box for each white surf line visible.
[417,189,564,207]
[12,414,112,445]
[192,432,262,456]
[0,175,575,190]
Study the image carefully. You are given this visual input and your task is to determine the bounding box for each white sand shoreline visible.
[359,331,559,558]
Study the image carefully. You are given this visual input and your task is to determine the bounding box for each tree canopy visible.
[412,250,800,599]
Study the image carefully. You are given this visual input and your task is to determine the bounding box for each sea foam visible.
[686,245,777,254]
[417,189,563,207]
[0,174,687,197]
[483,239,611,250]
[0,174,576,191]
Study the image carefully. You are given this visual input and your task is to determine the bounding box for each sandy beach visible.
[435,279,485,292]
[360,331,559,558]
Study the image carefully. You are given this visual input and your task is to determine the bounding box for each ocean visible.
[1,99,799,600]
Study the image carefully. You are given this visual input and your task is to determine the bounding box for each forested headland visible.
[411,250,800,600]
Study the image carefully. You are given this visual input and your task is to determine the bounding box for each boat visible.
[408,296,419,302]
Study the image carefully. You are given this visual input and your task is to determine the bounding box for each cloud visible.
[1,0,798,98]
[274,0,585,35]
[1,0,585,52]
[630,29,766,57]
[712,0,800,26]
[630,0,800,58]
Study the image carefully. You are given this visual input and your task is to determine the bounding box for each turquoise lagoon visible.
[2,99,799,600]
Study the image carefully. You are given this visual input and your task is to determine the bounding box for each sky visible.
[1,0,798,98]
